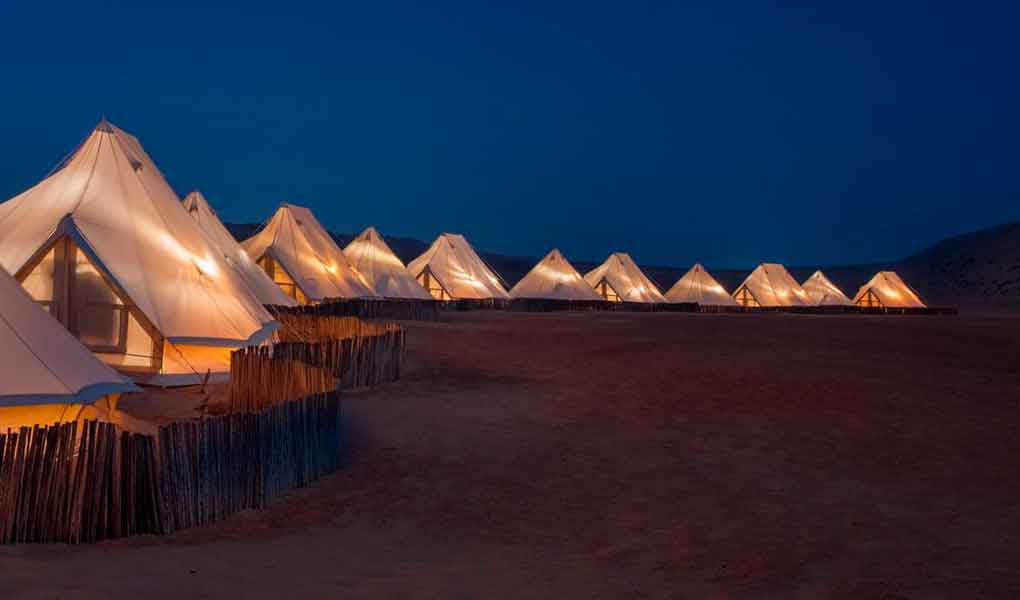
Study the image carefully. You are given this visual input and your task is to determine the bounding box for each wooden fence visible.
[0,421,162,543]
[507,299,614,312]
[158,392,341,533]
[0,314,403,544]
[229,347,335,413]
[272,313,402,344]
[269,298,440,322]
[228,315,405,412]
[0,392,342,544]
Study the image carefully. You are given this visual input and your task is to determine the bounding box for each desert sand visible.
[1,311,1019,598]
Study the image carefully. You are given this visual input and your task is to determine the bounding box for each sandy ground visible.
[2,311,1019,599]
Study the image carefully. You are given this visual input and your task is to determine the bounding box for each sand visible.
[1,311,1019,598]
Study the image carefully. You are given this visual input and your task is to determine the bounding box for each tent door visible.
[258,254,310,304]
[733,286,760,308]
[855,289,882,308]
[594,279,621,302]
[416,268,451,301]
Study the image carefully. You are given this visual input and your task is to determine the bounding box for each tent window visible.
[72,250,128,351]
[417,269,450,301]
[734,286,760,308]
[21,246,57,315]
[16,236,160,372]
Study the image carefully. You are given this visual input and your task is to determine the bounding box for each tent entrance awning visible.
[16,233,163,374]
[733,285,760,308]
[416,267,451,301]
[257,253,311,305]
[593,278,622,302]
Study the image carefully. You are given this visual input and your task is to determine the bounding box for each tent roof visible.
[0,121,277,347]
[241,204,377,301]
[853,271,926,308]
[510,249,601,301]
[801,270,852,306]
[343,226,432,300]
[735,263,811,307]
[583,252,665,303]
[0,266,138,407]
[665,263,736,305]
[183,191,297,307]
[406,233,509,300]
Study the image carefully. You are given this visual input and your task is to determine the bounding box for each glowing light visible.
[155,230,219,278]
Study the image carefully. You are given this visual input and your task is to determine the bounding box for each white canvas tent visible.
[510,249,602,301]
[183,191,296,307]
[406,233,509,300]
[241,204,377,304]
[0,265,138,412]
[343,227,432,300]
[664,263,736,306]
[732,263,810,307]
[583,253,666,303]
[801,270,852,306]
[0,120,278,384]
[853,271,926,308]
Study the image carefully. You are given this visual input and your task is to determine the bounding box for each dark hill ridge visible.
[224,221,1020,306]
[897,222,1020,305]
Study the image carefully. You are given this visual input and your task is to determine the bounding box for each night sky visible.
[2,1,1018,268]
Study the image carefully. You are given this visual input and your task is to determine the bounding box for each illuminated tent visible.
[183,191,296,307]
[0,120,278,384]
[732,263,810,307]
[406,233,509,300]
[0,265,141,429]
[510,249,602,301]
[801,270,852,306]
[853,271,926,308]
[583,253,666,303]
[241,204,377,304]
[342,227,432,300]
[664,263,736,306]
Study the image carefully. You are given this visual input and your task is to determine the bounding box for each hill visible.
[896,222,1020,306]
[225,221,1020,307]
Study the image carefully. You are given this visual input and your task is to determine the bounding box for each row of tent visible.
[506,252,925,309]
[0,120,926,419]
[230,201,925,311]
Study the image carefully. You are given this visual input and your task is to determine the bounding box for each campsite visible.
[3,2,1020,598]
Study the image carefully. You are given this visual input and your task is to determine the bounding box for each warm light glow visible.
[155,230,219,278]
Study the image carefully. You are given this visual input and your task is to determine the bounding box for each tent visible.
[183,191,296,307]
[0,263,145,429]
[732,263,811,307]
[0,120,278,384]
[664,263,736,306]
[241,204,377,304]
[342,227,432,300]
[853,271,926,308]
[406,233,509,300]
[510,249,602,301]
[801,270,852,306]
[583,253,666,303]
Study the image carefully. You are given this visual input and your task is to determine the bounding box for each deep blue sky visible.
[2,1,1018,267]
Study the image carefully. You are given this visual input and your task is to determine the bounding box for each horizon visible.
[2,2,1019,268]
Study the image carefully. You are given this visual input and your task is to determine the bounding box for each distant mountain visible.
[896,222,1020,306]
[225,220,1020,307]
